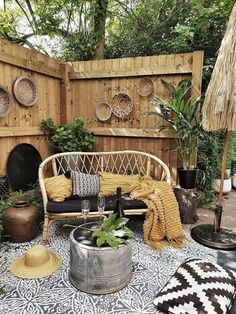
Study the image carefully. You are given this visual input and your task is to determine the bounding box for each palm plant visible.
[147,80,203,170]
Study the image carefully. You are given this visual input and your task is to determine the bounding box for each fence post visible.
[191,50,204,99]
[60,64,72,123]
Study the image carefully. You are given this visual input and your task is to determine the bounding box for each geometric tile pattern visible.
[0,219,222,314]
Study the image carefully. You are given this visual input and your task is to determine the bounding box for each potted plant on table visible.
[146,80,203,189]
[40,116,95,153]
[92,213,134,249]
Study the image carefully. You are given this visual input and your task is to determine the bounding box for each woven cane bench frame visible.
[39,150,171,243]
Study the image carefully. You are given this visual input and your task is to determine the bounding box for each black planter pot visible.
[178,168,198,189]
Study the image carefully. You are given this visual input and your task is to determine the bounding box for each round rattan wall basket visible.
[96,102,112,122]
[137,78,154,97]
[0,84,11,117]
[111,92,133,119]
[13,76,38,107]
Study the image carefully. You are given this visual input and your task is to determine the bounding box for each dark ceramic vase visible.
[2,201,39,243]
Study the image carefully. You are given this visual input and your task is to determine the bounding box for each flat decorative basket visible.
[137,78,154,97]
[0,84,11,117]
[96,102,112,121]
[13,76,38,107]
[111,92,133,118]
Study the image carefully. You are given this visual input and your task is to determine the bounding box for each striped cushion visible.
[154,258,236,314]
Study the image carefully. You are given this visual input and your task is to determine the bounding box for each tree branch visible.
[113,0,140,23]
[25,0,37,30]
[14,0,36,32]
[66,2,74,35]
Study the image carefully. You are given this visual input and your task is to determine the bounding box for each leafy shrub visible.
[40,116,95,152]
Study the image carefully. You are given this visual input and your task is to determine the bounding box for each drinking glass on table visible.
[97,195,105,224]
[81,200,90,226]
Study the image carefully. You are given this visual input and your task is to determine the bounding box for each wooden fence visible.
[0,37,204,182]
[0,38,63,173]
[69,52,204,182]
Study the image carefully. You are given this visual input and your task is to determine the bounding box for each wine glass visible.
[97,195,105,224]
[81,200,90,227]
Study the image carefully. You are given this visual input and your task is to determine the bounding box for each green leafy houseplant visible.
[92,214,134,249]
[146,80,203,170]
[40,116,95,152]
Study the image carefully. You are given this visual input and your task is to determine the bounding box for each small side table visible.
[69,222,133,294]
[174,187,199,224]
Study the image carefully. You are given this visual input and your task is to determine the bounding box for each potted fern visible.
[146,80,203,189]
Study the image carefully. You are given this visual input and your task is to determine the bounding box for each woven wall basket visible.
[0,84,11,117]
[111,92,133,118]
[13,76,38,107]
[137,78,154,97]
[96,102,112,121]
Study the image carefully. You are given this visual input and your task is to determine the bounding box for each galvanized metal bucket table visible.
[69,222,133,294]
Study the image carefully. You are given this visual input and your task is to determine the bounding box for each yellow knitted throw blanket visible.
[130,177,185,250]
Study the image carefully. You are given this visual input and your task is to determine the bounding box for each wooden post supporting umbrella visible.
[191,3,236,250]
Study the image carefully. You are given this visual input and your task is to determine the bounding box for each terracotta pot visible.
[2,201,39,243]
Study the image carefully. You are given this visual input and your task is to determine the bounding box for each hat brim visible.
[10,250,62,279]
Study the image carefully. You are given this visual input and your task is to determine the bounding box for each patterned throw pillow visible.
[154,258,236,314]
[71,171,100,198]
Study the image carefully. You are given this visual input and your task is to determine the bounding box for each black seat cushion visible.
[47,195,147,213]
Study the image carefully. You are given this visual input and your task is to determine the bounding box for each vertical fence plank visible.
[60,64,71,123]
[191,51,204,98]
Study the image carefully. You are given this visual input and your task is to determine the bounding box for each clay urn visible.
[2,201,39,243]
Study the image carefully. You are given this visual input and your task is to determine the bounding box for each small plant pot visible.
[211,178,232,194]
[178,168,198,189]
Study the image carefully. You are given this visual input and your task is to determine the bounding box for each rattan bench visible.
[38,150,171,243]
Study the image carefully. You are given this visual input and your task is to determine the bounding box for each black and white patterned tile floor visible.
[0,217,231,314]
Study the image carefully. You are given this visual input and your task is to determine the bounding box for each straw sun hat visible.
[10,244,62,279]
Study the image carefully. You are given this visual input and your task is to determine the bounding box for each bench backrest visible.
[39,150,171,182]
[38,150,171,209]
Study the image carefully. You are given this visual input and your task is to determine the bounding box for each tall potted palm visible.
[147,80,203,189]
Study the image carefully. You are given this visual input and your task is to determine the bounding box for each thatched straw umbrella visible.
[191,3,236,249]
